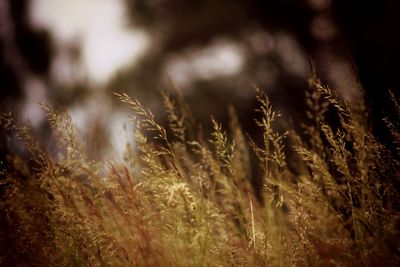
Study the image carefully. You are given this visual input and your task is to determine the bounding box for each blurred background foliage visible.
[1,0,399,159]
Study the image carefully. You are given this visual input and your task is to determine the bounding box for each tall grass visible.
[0,78,399,266]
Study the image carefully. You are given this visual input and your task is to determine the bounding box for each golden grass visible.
[0,78,399,266]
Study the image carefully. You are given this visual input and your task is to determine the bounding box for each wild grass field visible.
[0,77,399,266]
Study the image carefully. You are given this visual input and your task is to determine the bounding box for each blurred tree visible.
[111,0,315,124]
[1,0,398,156]
[0,0,52,110]
[110,0,399,142]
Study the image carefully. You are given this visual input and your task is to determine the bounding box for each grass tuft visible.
[0,79,399,266]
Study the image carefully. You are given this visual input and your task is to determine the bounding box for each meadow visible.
[0,77,399,266]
